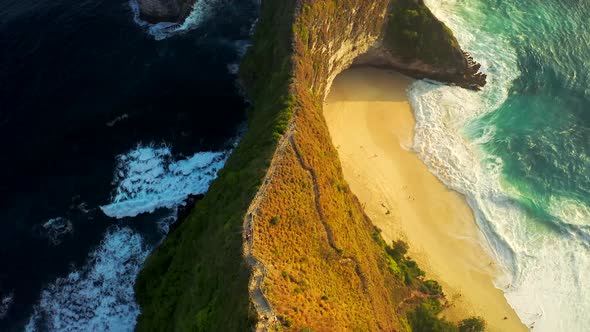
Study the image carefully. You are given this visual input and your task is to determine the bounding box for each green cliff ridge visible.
[134,0,486,330]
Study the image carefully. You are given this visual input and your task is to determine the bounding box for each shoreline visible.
[323,67,527,332]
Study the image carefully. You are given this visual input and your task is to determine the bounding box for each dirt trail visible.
[289,135,368,291]
[243,120,371,331]
[242,122,295,332]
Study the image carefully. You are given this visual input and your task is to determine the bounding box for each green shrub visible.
[402,258,425,286]
[278,315,292,327]
[458,317,486,332]
[408,304,458,332]
[388,240,409,261]
[270,216,279,225]
[386,256,403,279]
[383,0,463,67]
[422,279,443,296]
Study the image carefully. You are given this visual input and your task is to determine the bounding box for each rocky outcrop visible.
[136,0,194,23]
[365,0,486,89]
[288,0,486,103]
[354,45,487,90]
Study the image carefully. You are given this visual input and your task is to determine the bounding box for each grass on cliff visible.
[133,0,297,330]
[134,0,486,330]
[248,1,410,330]
[240,0,484,330]
[384,0,463,68]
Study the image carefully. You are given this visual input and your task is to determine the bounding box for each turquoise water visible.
[476,0,590,228]
[409,0,590,330]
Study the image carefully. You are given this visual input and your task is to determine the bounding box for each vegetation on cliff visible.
[383,0,465,69]
[134,0,487,330]
[248,0,485,330]
[133,0,296,330]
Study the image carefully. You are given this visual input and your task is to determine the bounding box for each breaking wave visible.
[130,0,221,40]
[100,144,228,219]
[411,1,590,330]
[25,143,230,331]
[24,227,148,332]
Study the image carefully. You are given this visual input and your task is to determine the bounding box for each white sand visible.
[323,67,527,332]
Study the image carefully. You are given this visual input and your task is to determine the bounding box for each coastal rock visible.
[136,0,194,23]
[353,45,487,90]
[353,0,487,90]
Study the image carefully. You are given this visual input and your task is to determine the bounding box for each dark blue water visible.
[0,0,257,329]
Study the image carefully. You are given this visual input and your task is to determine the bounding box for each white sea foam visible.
[25,227,148,332]
[42,217,74,245]
[227,39,252,74]
[77,202,89,213]
[549,196,590,228]
[412,1,590,330]
[0,292,13,319]
[25,141,228,331]
[100,144,228,219]
[106,113,129,127]
[130,0,220,40]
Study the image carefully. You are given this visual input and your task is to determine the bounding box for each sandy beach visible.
[323,67,527,332]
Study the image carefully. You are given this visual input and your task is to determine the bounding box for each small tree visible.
[422,280,443,296]
[458,317,486,332]
[387,240,409,261]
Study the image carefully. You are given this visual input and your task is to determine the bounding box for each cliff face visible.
[136,0,193,23]
[286,0,486,100]
[134,0,485,330]
[357,0,486,89]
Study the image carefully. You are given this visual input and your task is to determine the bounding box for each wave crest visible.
[415,1,590,331]
[100,144,228,219]
[25,228,147,332]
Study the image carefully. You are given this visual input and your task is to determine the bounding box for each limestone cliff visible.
[358,0,486,89]
[134,0,486,331]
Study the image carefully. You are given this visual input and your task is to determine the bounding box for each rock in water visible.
[137,0,194,23]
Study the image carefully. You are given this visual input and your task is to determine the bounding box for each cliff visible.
[134,0,486,331]
[358,0,486,89]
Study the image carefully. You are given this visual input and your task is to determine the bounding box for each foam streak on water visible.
[130,0,221,40]
[42,217,74,245]
[0,293,13,320]
[100,144,228,219]
[411,1,589,330]
[24,227,148,332]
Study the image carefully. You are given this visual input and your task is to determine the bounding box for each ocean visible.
[413,0,590,330]
[0,0,257,330]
